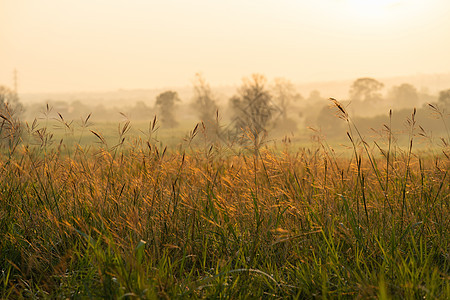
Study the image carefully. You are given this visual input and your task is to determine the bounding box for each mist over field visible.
[9,72,449,149]
[2,0,450,146]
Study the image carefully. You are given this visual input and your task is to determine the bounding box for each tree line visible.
[1,75,450,146]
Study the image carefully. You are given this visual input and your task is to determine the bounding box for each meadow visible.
[0,105,449,299]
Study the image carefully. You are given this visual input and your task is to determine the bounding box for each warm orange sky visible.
[1,0,449,93]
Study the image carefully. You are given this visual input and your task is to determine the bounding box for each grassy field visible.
[0,107,449,298]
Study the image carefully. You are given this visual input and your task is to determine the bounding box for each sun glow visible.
[345,0,402,20]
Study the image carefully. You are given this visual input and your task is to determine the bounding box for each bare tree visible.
[192,73,218,127]
[229,74,276,137]
[155,91,180,128]
[271,77,302,121]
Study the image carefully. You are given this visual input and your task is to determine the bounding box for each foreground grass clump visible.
[0,116,449,298]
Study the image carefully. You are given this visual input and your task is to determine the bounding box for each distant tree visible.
[316,104,345,136]
[307,90,326,103]
[155,91,180,128]
[130,101,152,120]
[229,74,275,137]
[192,73,218,127]
[349,78,384,102]
[388,83,419,109]
[271,78,302,132]
[438,89,450,109]
[70,100,91,119]
[418,87,437,106]
[0,85,22,114]
[0,85,23,149]
[91,104,116,121]
[272,77,302,121]
[302,90,327,127]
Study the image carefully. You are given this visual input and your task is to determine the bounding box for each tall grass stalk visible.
[0,110,448,298]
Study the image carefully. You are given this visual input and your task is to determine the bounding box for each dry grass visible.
[0,106,449,298]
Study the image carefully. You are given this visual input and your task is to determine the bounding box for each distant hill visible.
[18,73,450,107]
[296,73,450,100]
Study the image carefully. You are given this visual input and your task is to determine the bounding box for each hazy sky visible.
[1,0,449,93]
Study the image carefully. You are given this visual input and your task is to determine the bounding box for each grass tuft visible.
[0,111,449,298]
